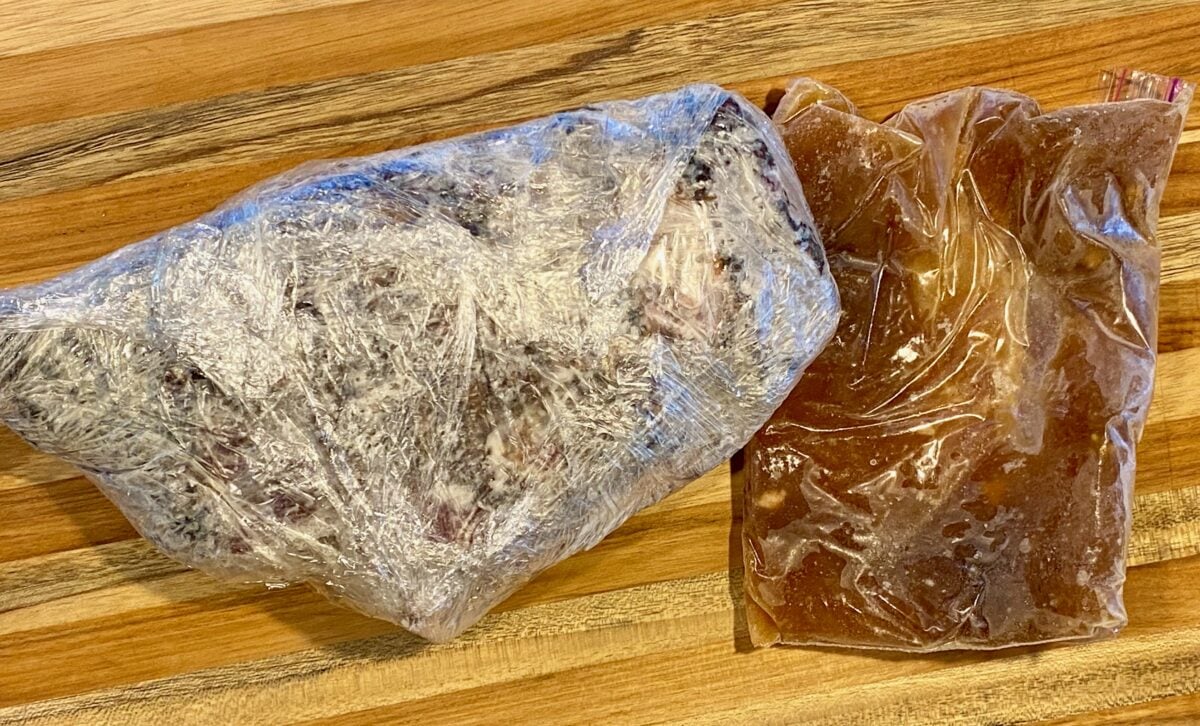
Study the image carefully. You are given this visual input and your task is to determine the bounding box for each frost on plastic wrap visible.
[0,84,839,641]
[744,72,1192,651]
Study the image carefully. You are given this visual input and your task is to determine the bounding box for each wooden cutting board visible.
[1,1,1199,723]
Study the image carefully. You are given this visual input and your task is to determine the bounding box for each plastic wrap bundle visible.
[0,84,839,641]
[743,71,1192,650]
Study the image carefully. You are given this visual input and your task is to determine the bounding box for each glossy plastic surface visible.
[744,72,1192,651]
[0,85,839,642]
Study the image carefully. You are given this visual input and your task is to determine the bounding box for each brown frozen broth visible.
[744,75,1191,650]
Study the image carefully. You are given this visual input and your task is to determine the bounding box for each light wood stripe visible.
[4,556,1197,726]
[1158,211,1200,354]
[1160,212,1200,285]
[1166,141,1200,217]
[0,0,370,59]
[0,429,77,491]
[329,560,1200,724]
[684,627,1200,726]
[1137,414,1200,496]
[0,572,737,725]
[1,469,1191,638]
[0,539,188,622]
[1041,690,1200,725]
[0,477,137,563]
[322,557,1200,725]
[0,479,734,635]
[0,0,1192,204]
[0,0,786,131]
[1149,347,1200,426]
[1130,488,1200,566]
[0,7,1195,292]
[1160,280,1200,353]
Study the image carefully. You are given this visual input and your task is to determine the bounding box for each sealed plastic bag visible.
[0,84,839,641]
[744,71,1192,650]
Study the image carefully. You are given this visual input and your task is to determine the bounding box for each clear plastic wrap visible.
[744,71,1192,651]
[0,84,839,641]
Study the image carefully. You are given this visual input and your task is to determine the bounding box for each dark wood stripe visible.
[0,493,731,706]
[1131,487,1200,566]
[1159,278,1200,354]
[0,539,182,613]
[0,0,784,131]
[0,477,136,564]
[0,429,77,491]
[0,572,736,722]
[1,470,1197,711]
[0,1,1190,204]
[1138,414,1200,497]
[313,555,1200,725]
[0,9,1193,295]
[0,585,389,709]
[1040,690,1200,725]
[1164,141,1200,217]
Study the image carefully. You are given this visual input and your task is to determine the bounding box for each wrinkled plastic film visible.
[744,71,1192,651]
[0,85,839,641]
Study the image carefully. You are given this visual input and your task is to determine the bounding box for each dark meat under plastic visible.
[0,84,838,641]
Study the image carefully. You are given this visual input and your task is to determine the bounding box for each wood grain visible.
[0,0,368,58]
[0,0,786,130]
[0,1,1198,724]
[1043,691,1200,725]
[0,0,1194,203]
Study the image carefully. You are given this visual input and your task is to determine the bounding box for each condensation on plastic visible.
[743,70,1193,651]
[0,84,839,642]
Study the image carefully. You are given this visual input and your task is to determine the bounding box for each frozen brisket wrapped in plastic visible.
[743,71,1192,650]
[0,84,838,641]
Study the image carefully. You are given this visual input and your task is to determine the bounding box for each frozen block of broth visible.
[744,72,1192,651]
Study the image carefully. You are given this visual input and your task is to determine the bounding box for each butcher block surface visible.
[1,1,1199,723]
